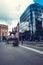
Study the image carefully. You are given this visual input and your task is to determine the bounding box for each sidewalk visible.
[20,41,43,47]
[20,41,43,51]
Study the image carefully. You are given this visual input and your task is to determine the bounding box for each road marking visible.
[19,45,43,55]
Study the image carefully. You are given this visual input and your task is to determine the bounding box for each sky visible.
[0,0,43,32]
[0,0,34,31]
[34,0,43,5]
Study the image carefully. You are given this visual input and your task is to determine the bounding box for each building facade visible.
[10,23,19,39]
[0,24,8,40]
[20,3,43,41]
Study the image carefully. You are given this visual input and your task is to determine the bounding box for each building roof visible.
[0,24,8,29]
[20,3,43,21]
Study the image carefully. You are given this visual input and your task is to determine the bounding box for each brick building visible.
[0,24,8,40]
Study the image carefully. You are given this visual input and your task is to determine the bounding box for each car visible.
[7,37,19,46]
[7,37,14,44]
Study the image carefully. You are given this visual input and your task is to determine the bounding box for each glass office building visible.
[20,3,43,41]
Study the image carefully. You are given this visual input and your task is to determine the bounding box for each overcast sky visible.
[0,0,34,31]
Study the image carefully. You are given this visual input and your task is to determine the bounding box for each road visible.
[0,42,43,65]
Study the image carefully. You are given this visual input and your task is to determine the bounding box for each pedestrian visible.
[21,40,23,45]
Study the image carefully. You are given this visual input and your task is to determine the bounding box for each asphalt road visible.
[0,42,43,65]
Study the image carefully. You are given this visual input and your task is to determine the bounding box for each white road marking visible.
[19,45,43,55]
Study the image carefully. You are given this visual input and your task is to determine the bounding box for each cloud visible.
[8,20,18,31]
[0,0,34,20]
[0,20,8,25]
[0,0,34,32]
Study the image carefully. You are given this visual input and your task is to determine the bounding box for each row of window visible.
[20,6,43,22]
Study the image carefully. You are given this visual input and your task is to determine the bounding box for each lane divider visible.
[19,45,43,55]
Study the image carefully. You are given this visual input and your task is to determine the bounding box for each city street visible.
[0,42,43,65]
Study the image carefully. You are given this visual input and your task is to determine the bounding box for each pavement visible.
[20,41,43,45]
[0,41,43,65]
[20,41,43,51]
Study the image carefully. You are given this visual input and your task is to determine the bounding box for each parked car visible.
[7,37,19,46]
